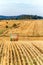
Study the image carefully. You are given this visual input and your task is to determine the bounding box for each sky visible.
[0,0,43,16]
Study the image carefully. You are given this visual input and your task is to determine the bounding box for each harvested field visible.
[0,20,43,40]
[0,41,43,65]
[0,20,43,65]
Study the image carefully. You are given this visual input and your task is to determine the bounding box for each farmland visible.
[0,20,43,65]
[0,20,43,40]
[0,41,43,65]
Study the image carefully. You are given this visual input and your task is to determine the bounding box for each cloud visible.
[0,0,43,16]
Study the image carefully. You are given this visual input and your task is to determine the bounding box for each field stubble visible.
[0,41,43,65]
[0,20,43,65]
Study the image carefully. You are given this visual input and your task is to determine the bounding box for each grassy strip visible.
[0,29,5,34]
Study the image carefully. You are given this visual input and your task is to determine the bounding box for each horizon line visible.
[0,14,43,17]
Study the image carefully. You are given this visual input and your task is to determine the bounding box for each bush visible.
[6,22,8,24]
[6,25,8,28]
[12,23,18,28]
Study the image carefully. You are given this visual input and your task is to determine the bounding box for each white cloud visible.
[0,0,43,6]
[0,0,43,16]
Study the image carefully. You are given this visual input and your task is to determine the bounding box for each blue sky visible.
[0,0,43,16]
